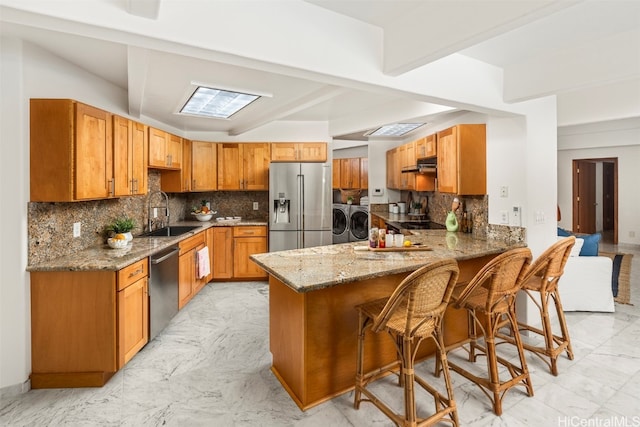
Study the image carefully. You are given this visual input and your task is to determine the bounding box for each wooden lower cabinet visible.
[30,258,149,388]
[233,226,268,279]
[178,232,207,309]
[212,227,234,279]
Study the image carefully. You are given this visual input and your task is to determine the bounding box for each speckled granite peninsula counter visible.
[250,230,526,410]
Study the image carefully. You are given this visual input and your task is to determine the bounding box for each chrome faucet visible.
[148,190,170,232]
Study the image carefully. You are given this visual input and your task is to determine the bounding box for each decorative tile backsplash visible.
[369,190,525,243]
[28,171,269,265]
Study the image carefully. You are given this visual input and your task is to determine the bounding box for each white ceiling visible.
[1,0,639,141]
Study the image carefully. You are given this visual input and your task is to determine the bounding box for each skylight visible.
[367,123,425,137]
[180,87,260,119]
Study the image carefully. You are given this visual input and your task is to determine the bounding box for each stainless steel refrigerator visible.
[269,162,332,252]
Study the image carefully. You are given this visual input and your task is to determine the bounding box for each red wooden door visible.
[573,160,596,234]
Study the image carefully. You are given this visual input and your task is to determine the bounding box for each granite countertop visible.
[28,220,268,272]
[250,230,526,293]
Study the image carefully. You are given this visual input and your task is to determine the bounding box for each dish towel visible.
[197,246,211,279]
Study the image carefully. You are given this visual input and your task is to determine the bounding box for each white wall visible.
[558,118,640,245]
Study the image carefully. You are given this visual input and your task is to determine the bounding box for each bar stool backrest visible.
[371,259,460,338]
[456,248,533,313]
[525,236,576,292]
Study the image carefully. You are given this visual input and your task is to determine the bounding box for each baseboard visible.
[0,378,31,398]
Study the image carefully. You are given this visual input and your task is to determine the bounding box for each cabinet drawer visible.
[233,226,267,237]
[179,231,206,254]
[118,258,148,291]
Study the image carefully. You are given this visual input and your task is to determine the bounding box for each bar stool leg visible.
[354,311,366,409]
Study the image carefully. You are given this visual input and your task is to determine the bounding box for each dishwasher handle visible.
[151,247,180,264]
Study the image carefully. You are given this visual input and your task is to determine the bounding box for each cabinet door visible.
[360,158,368,189]
[212,227,234,279]
[148,127,168,168]
[386,149,397,189]
[178,250,195,309]
[270,143,298,162]
[113,116,132,197]
[242,143,270,190]
[340,158,360,189]
[424,134,437,158]
[437,126,458,194]
[332,159,341,189]
[167,134,183,169]
[298,143,327,162]
[234,236,268,279]
[161,139,191,192]
[191,141,217,191]
[117,276,148,368]
[75,103,113,200]
[131,121,149,195]
[217,143,242,190]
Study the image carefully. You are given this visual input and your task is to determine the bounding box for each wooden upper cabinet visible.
[340,158,361,189]
[386,148,398,190]
[148,127,182,170]
[437,124,486,195]
[360,158,369,189]
[332,159,341,190]
[416,134,437,158]
[218,143,270,190]
[30,99,113,202]
[191,141,217,191]
[271,142,327,162]
[113,116,148,196]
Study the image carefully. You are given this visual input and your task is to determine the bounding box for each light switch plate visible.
[253,202,259,210]
[73,222,81,238]
[373,188,383,196]
[512,206,521,226]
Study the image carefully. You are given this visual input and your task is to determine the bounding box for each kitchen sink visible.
[143,225,202,237]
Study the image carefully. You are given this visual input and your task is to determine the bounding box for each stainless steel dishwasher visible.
[149,246,180,340]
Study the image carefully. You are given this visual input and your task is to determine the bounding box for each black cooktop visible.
[398,221,446,230]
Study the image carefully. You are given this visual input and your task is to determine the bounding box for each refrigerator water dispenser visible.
[273,194,290,224]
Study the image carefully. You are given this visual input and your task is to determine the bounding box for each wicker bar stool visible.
[443,248,533,416]
[354,259,460,427]
[504,236,576,376]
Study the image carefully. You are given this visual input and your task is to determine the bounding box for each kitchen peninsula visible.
[250,231,526,410]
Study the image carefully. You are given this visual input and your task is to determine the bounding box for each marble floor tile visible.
[1,242,639,426]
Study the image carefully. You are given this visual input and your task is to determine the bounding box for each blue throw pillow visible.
[557,227,573,237]
[579,233,601,256]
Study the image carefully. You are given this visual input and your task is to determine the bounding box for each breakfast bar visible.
[250,230,525,410]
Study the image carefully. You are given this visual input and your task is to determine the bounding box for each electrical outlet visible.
[373,188,384,196]
[500,186,508,198]
[253,202,259,210]
[500,211,509,224]
[153,208,158,218]
[73,222,81,238]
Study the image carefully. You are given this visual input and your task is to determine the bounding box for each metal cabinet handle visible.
[128,267,144,278]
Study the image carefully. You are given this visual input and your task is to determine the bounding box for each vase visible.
[445,211,459,232]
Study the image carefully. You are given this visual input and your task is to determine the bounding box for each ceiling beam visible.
[382,1,578,76]
[228,86,347,136]
[126,0,161,20]
[127,46,150,118]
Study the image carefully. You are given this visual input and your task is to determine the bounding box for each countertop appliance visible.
[269,162,332,252]
[149,246,180,340]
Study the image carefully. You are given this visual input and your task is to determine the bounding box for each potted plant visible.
[106,216,135,241]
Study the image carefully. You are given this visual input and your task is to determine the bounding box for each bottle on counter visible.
[378,228,386,248]
[369,228,379,248]
[461,211,468,233]
[467,212,473,234]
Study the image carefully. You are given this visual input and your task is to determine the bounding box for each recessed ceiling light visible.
[367,123,425,137]
[180,86,260,119]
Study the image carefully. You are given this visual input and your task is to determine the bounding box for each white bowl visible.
[192,212,214,221]
[107,238,128,249]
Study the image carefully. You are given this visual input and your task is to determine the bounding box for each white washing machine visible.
[349,205,369,242]
[332,204,350,244]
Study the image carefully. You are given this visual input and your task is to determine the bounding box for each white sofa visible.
[559,254,615,312]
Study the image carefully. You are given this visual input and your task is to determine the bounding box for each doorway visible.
[572,158,618,244]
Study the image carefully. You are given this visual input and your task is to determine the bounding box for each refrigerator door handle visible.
[298,173,304,248]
